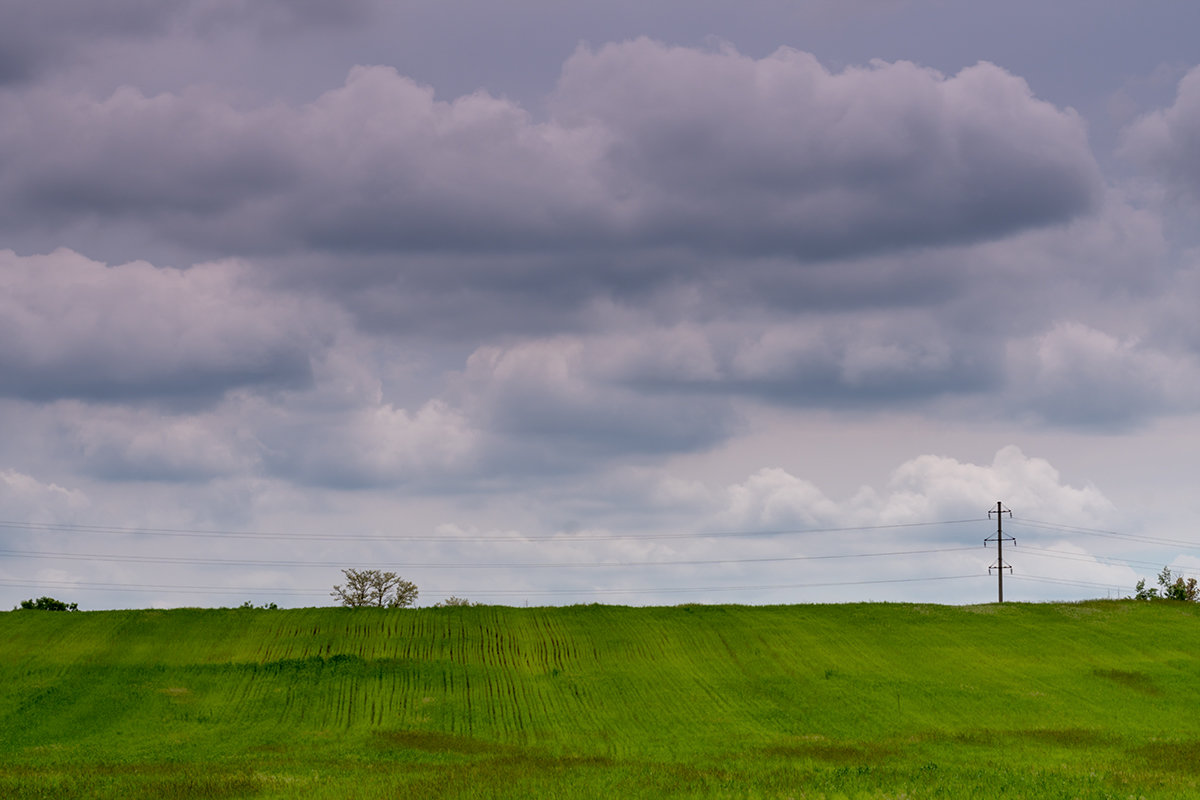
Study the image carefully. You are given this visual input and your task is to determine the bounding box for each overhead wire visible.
[1007,574,1134,592]
[435,575,984,597]
[3,510,1197,604]
[1010,518,1200,551]
[0,577,323,597]
[0,517,982,543]
[0,573,981,598]
[0,513,992,603]
[0,511,1007,603]
[1016,545,1183,573]
[0,544,979,569]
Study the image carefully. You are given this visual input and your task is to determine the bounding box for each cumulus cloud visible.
[724,315,993,404]
[552,40,1102,257]
[1122,65,1200,204]
[0,335,485,489]
[4,239,1187,497]
[1,88,296,233]
[0,468,89,523]
[0,249,327,403]
[881,446,1114,524]
[1005,322,1200,427]
[53,402,257,482]
[456,337,738,464]
[0,41,1101,267]
[457,319,993,421]
[0,0,373,84]
[717,446,1114,533]
[1147,253,1200,351]
[257,398,480,489]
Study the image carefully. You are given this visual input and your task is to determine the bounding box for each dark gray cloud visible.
[0,0,373,85]
[455,338,740,463]
[1122,66,1200,206]
[721,325,998,407]
[0,0,173,84]
[551,41,1101,258]
[1,86,296,235]
[454,320,996,424]
[0,39,1111,415]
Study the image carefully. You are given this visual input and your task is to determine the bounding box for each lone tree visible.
[18,597,78,611]
[331,568,418,608]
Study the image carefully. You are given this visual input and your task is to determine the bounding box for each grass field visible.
[2,601,1199,798]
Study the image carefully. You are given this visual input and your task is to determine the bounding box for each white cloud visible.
[0,469,89,523]
[882,446,1114,525]
[259,398,479,488]
[53,401,256,481]
[716,446,1114,532]
[1005,322,1200,427]
[0,249,327,402]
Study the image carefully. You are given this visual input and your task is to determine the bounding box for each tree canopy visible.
[18,597,78,611]
[330,569,418,608]
[1134,567,1198,602]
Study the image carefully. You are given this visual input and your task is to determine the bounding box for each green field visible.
[2,601,1199,798]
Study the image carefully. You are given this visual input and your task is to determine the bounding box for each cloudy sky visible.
[4,0,1200,609]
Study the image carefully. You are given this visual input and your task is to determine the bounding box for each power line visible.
[0,517,981,543]
[0,578,323,597]
[0,545,978,570]
[3,512,1190,551]
[1010,518,1200,551]
[1018,545,1199,576]
[1007,574,1134,592]
[5,509,1197,605]
[444,575,983,597]
[0,573,982,599]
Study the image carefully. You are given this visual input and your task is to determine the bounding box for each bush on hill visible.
[17,596,78,611]
[1134,567,1198,602]
[434,596,476,607]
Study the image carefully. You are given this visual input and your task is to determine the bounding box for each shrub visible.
[1134,567,1198,602]
[434,596,476,607]
[17,597,79,611]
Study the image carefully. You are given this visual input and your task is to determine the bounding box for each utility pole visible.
[985,501,1014,602]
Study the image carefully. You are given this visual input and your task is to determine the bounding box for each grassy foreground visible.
[2,601,1199,799]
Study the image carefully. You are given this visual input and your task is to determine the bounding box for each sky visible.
[3,0,1200,609]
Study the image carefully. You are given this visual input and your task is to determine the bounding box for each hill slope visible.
[2,601,1199,798]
